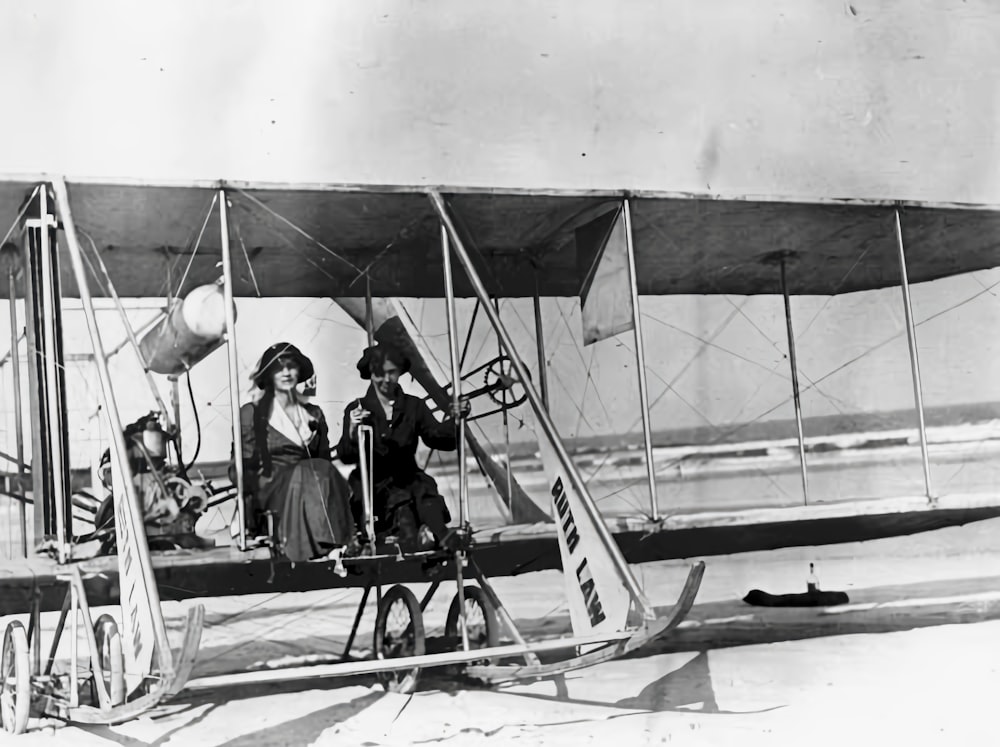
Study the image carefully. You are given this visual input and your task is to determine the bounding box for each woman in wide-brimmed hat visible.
[337,342,468,552]
[235,342,354,563]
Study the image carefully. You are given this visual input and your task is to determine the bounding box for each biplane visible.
[1,174,1000,734]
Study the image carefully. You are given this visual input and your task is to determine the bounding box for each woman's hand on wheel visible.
[449,397,471,420]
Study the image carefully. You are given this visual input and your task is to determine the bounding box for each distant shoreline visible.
[7,402,1000,491]
[495,400,1000,459]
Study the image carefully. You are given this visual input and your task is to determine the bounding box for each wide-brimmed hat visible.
[250,342,315,388]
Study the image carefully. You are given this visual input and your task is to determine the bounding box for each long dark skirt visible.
[258,458,354,561]
[348,470,451,548]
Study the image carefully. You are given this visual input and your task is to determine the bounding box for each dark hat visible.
[356,343,411,380]
[250,342,315,389]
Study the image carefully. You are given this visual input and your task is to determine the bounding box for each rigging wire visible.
[199,588,360,665]
[706,235,876,420]
[63,188,1000,526]
[349,218,425,292]
[552,299,614,433]
[153,197,223,301]
[463,300,496,376]
[231,207,262,298]
[707,244,915,487]
[634,208,861,419]
[0,184,40,248]
[458,299,482,369]
[440,198,508,298]
[500,299,655,512]
[174,192,220,299]
[20,231,128,412]
[610,334,796,504]
[507,291,806,506]
[232,188,363,275]
[228,200,341,284]
[230,191,434,310]
[936,270,1000,489]
[596,274,1000,506]
[705,247,912,488]
[183,189,434,436]
[640,311,860,416]
[500,300,581,429]
[718,297,850,416]
[77,229,175,426]
[577,300,751,488]
[227,198,425,296]
[395,300,527,502]
[418,296,484,475]
[796,242,876,340]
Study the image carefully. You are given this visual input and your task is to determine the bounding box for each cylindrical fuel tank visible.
[139,284,235,375]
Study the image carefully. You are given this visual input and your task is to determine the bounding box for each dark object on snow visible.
[743,589,850,607]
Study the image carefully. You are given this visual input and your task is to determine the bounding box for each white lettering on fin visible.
[537,433,630,636]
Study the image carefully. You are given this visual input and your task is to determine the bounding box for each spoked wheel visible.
[1,621,30,735]
[484,357,527,409]
[445,585,500,658]
[93,614,126,708]
[373,585,425,694]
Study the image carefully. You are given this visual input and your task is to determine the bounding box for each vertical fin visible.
[109,446,160,693]
[536,433,632,635]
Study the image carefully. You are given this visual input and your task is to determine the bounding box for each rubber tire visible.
[1,621,30,735]
[373,585,425,694]
[445,585,500,650]
[93,614,126,707]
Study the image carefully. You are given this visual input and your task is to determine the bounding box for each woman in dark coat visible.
[338,343,467,550]
[237,342,354,562]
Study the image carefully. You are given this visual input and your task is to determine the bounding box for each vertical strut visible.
[532,270,549,412]
[780,256,810,505]
[30,588,40,676]
[359,425,375,545]
[341,584,371,662]
[8,268,26,557]
[69,579,79,707]
[894,209,934,501]
[24,186,71,559]
[440,225,470,528]
[170,376,183,462]
[219,191,246,549]
[38,187,68,559]
[621,200,659,520]
[495,297,513,511]
[440,224,470,651]
[365,275,374,348]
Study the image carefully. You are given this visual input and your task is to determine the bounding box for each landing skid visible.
[182,562,706,694]
[56,604,203,725]
[466,561,705,684]
[4,569,205,732]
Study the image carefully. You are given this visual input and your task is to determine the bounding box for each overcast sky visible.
[0,0,997,202]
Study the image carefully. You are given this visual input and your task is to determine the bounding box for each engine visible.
[95,412,213,553]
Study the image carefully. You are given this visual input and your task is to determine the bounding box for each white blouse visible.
[269,402,315,446]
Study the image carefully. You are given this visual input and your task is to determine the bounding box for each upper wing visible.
[1,177,998,298]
